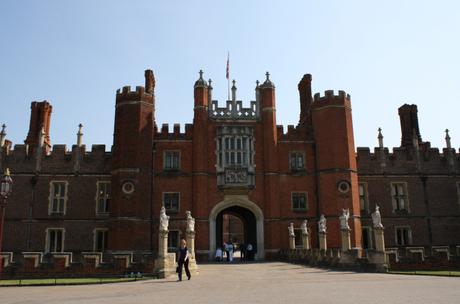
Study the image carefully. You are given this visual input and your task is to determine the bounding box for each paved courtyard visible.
[2,262,459,304]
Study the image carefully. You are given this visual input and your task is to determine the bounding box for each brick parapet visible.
[357,146,460,175]
[154,123,193,140]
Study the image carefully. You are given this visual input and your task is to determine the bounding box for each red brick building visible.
[0,70,459,270]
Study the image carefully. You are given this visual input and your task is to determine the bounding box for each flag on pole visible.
[226,53,230,80]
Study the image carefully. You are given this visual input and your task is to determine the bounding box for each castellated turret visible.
[110,69,156,252]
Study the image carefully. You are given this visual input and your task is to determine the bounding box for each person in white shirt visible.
[228,242,234,262]
[215,247,223,261]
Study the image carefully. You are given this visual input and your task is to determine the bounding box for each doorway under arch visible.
[209,196,264,260]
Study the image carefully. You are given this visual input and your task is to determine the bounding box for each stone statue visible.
[288,222,295,237]
[318,215,327,233]
[372,205,384,229]
[186,210,195,233]
[339,208,350,230]
[301,220,308,235]
[159,206,170,232]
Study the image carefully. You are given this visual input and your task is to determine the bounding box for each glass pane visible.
[237,138,241,149]
[242,137,247,149]
[237,152,241,164]
[56,231,62,252]
[242,152,247,165]
[49,231,55,252]
[399,198,405,210]
[297,155,304,168]
[225,138,230,149]
[359,185,364,196]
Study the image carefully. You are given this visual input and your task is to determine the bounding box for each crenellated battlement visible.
[2,144,112,174]
[313,90,351,103]
[209,99,259,120]
[115,85,153,102]
[154,123,193,140]
[276,124,310,141]
[356,145,460,174]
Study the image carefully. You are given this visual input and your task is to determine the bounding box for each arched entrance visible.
[209,196,264,260]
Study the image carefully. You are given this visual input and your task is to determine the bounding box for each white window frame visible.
[291,192,308,211]
[390,182,410,212]
[164,150,181,170]
[45,228,65,253]
[395,226,412,246]
[93,228,108,252]
[48,181,68,215]
[289,151,305,171]
[95,181,111,215]
[358,182,369,213]
[217,134,254,168]
[163,192,180,213]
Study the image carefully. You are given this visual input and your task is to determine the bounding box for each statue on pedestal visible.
[288,222,295,237]
[301,220,308,235]
[372,205,384,229]
[339,208,350,230]
[159,206,170,232]
[318,215,327,233]
[186,210,195,234]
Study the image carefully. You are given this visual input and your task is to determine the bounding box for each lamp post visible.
[0,168,13,279]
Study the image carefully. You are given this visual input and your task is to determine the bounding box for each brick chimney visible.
[24,101,52,154]
[398,104,422,148]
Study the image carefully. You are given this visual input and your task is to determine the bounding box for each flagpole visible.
[228,77,230,101]
[226,52,230,100]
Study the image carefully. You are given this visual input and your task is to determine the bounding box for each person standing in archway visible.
[177,239,191,281]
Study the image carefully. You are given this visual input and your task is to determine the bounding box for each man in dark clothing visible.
[177,239,191,281]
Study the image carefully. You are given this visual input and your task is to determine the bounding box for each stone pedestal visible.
[319,232,327,251]
[341,229,351,252]
[374,228,385,252]
[289,236,296,250]
[186,231,198,273]
[154,230,177,278]
[302,233,310,250]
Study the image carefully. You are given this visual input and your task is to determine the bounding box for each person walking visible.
[228,241,234,263]
[177,239,191,281]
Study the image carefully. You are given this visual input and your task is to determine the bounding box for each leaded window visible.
[46,228,64,253]
[49,182,67,214]
[391,183,408,211]
[96,182,110,214]
[292,192,308,211]
[163,193,180,213]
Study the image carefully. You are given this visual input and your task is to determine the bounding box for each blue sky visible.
[1,0,459,150]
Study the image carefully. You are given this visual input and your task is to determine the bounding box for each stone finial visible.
[77,123,83,147]
[260,71,275,88]
[194,69,208,88]
[0,124,6,147]
[208,79,213,89]
[445,129,452,149]
[231,79,237,101]
[378,127,384,148]
[256,80,260,87]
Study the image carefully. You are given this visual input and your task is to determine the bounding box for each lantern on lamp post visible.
[0,168,13,279]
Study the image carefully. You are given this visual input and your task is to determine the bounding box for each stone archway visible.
[209,195,264,260]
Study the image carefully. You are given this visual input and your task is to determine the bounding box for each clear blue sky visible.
[1,0,459,150]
